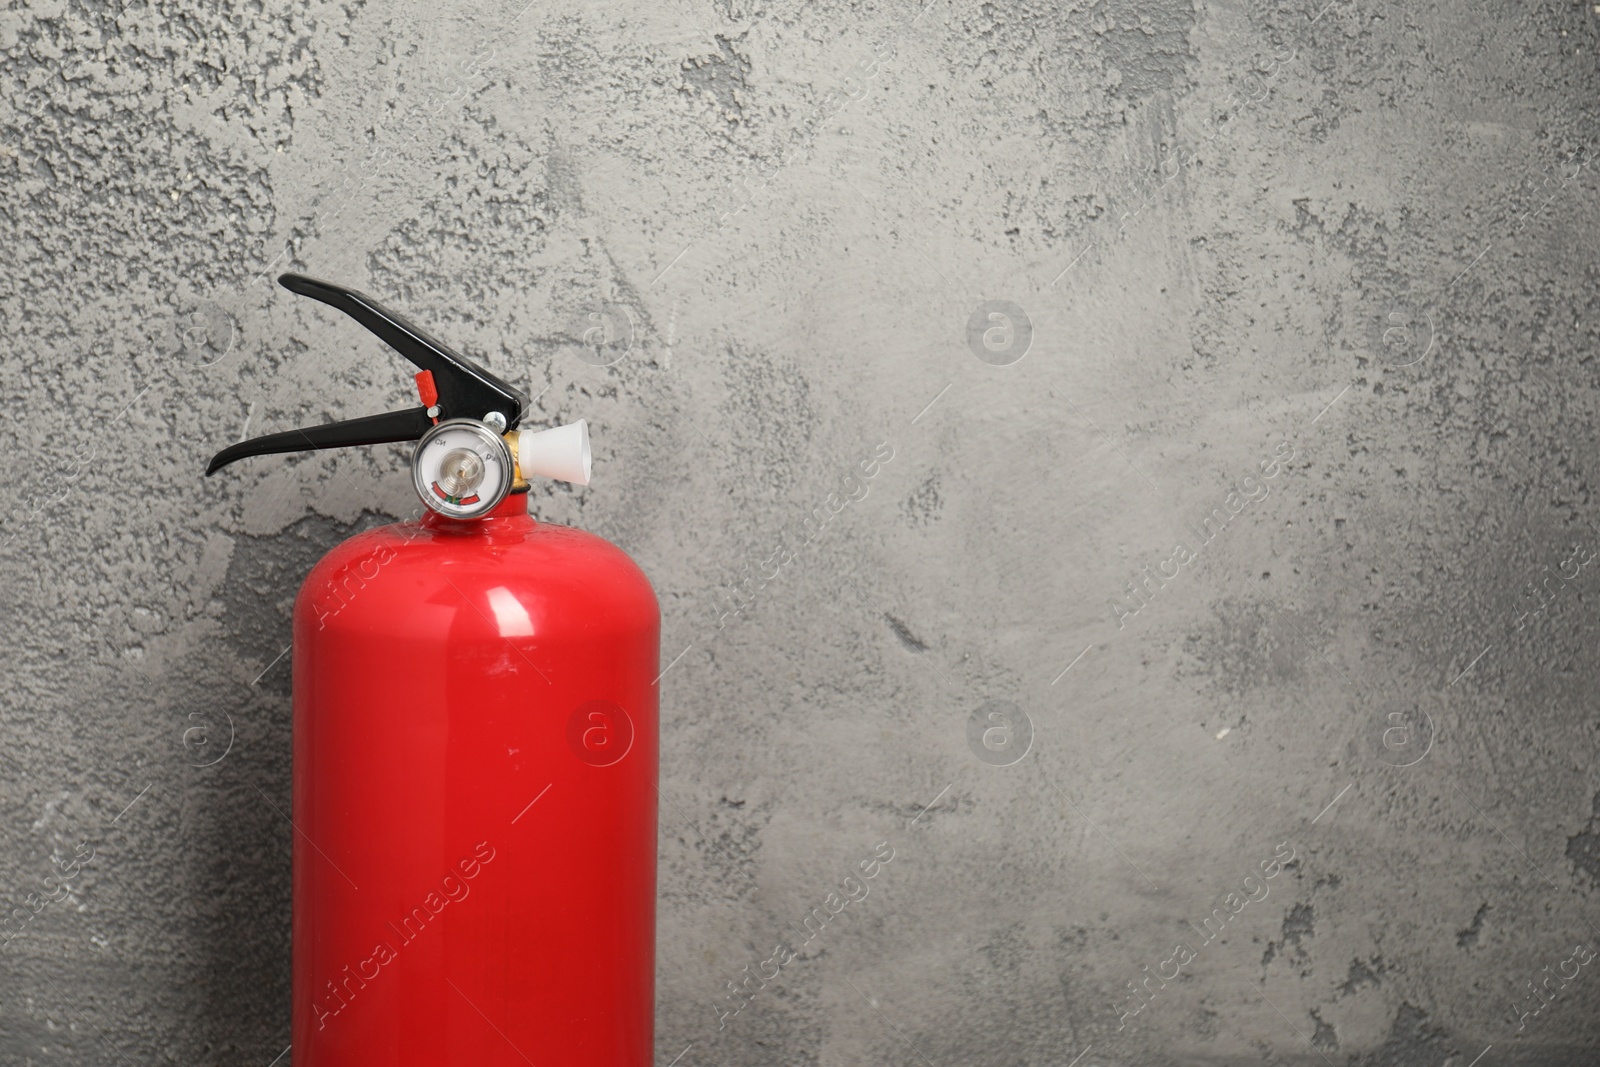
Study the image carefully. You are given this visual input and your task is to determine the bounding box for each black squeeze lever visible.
[205,273,529,475]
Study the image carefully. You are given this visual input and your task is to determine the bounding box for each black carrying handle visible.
[205,408,433,475]
[206,274,529,475]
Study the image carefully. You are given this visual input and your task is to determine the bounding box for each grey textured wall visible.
[4,0,1600,1063]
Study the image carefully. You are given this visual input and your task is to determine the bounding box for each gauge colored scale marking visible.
[431,481,481,506]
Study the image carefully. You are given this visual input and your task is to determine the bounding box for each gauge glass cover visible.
[412,419,512,519]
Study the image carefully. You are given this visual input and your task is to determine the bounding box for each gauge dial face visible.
[412,419,513,520]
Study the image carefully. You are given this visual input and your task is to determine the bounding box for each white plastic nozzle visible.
[516,420,591,485]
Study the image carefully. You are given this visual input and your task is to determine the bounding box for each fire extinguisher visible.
[208,274,659,1065]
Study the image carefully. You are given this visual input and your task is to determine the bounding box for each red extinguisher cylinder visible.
[289,493,659,1065]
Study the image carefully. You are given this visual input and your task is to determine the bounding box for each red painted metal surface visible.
[290,493,659,1064]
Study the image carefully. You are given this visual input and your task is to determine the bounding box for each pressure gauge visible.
[412,418,514,520]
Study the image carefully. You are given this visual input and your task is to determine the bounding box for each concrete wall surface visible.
[3,0,1600,1063]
